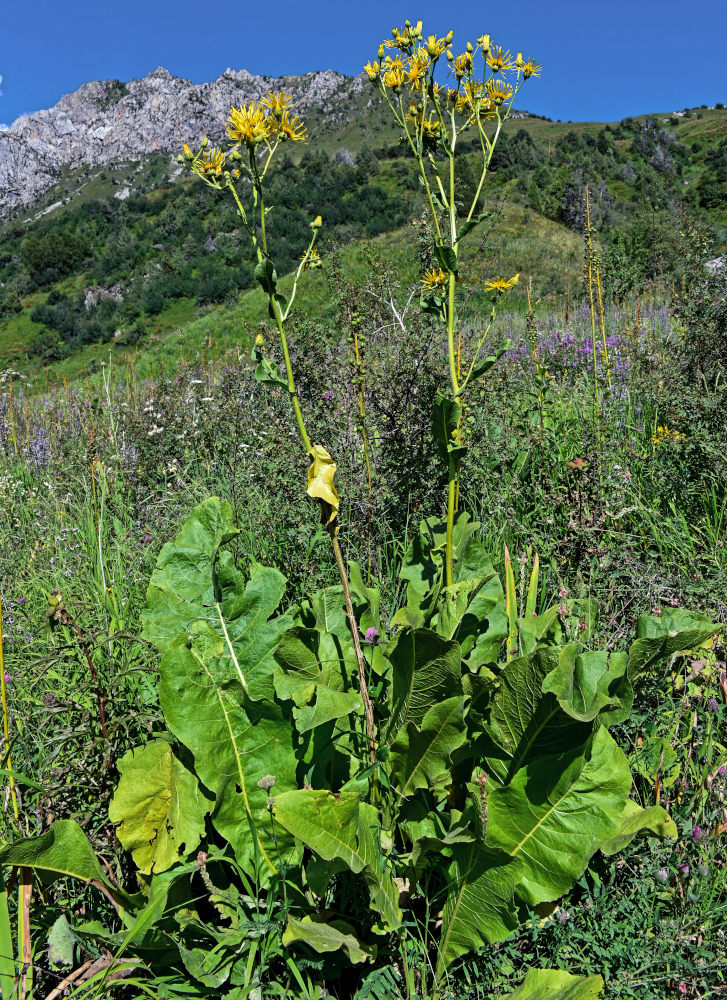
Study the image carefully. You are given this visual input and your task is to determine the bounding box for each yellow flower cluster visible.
[485,274,520,294]
[651,425,686,447]
[364,19,540,114]
[227,96,307,147]
[180,90,307,183]
[422,267,448,290]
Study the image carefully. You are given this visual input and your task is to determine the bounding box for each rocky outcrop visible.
[0,66,370,218]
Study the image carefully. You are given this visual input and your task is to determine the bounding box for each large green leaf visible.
[273,626,362,733]
[159,622,298,877]
[385,628,462,741]
[502,968,604,999]
[399,513,494,599]
[389,697,467,799]
[0,820,108,885]
[283,915,375,964]
[487,728,632,906]
[109,740,212,875]
[599,800,677,855]
[628,609,721,679]
[433,393,467,463]
[141,498,293,702]
[273,791,401,930]
[438,572,503,658]
[542,647,632,726]
[435,845,523,981]
[484,648,592,783]
[141,498,240,653]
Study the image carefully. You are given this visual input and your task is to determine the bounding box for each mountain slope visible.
[0,66,377,217]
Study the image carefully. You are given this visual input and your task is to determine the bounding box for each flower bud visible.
[255,333,264,347]
[446,49,454,61]
[466,41,473,53]
[404,19,410,27]
[183,143,194,160]
[478,34,491,53]
[445,30,454,44]
[201,136,209,148]
[378,44,385,60]
[177,153,184,163]
[516,52,524,68]
[310,215,323,229]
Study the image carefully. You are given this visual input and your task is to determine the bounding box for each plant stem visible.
[59,609,107,739]
[0,596,19,821]
[329,528,376,764]
[270,301,312,454]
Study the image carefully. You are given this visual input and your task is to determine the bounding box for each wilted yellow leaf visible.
[306,444,339,522]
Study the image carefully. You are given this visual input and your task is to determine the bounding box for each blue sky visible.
[1,0,726,128]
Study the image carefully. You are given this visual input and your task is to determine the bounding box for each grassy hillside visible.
[1,100,726,391]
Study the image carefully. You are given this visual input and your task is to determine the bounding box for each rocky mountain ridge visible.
[0,66,370,218]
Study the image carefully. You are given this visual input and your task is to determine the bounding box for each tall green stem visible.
[270,301,312,454]
[445,143,460,588]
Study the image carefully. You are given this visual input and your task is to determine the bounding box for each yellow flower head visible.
[422,267,448,290]
[485,273,520,293]
[486,77,514,106]
[383,55,407,90]
[301,247,322,272]
[386,20,422,53]
[407,51,430,89]
[486,46,513,73]
[262,90,293,115]
[276,109,308,142]
[196,146,226,176]
[364,60,381,81]
[452,51,473,78]
[227,102,270,146]
[456,79,484,113]
[521,56,542,79]
[426,34,447,58]
[477,34,492,54]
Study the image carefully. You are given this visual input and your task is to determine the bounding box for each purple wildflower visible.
[656,868,668,882]
[706,697,719,713]
[364,627,379,645]
[678,861,690,876]
[17,596,27,606]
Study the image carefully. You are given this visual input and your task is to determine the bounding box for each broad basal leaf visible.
[109,740,212,875]
[502,968,604,999]
[273,626,362,733]
[484,648,592,783]
[141,498,293,702]
[628,609,721,679]
[159,623,298,878]
[399,512,495,599]
[487,728,632,906]
[283,915,375,964]
[273,791,401,930]
[386,628,462,742]
[435,845,523,982]
[0,820,107,886]
[542,646,632,726]
[599,800,677,855]
[389,696,467,799]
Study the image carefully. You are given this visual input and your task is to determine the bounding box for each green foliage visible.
[5,498,715,997]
